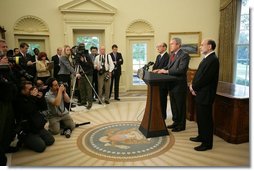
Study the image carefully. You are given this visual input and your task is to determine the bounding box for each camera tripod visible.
[69,64,104,112]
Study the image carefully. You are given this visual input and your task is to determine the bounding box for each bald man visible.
[51,47,62,80]
[189,39,219,151]
[94,46,114,104]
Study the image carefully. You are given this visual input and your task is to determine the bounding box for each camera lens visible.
[104,74,110,81]
[64,129,71,138]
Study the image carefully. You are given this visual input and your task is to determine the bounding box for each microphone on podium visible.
[143,61,154,70]
[147,61,154,66]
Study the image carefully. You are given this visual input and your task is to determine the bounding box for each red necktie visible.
[170,53,175,62]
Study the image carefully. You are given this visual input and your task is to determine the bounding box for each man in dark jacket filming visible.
[76,44,94,109]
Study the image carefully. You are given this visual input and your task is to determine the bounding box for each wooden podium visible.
[138,70,178,138]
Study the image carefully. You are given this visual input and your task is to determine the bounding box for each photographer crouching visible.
[45,78,76,138]
[14,81,55,153]
[75,43,94,109]
[94,46,114,104]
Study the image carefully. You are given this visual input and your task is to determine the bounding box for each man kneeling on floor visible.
[15,81,55,152]
[45,78,75,138]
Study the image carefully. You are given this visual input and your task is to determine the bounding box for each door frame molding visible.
[126,36,154,90]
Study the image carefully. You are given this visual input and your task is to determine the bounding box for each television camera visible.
[73,43,89,65]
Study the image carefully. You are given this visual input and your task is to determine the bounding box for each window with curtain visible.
[235,0,249,86]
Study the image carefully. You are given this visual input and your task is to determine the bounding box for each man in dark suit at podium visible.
[155,38,190,132]
[152,42,169,120]
[189,39,219,151]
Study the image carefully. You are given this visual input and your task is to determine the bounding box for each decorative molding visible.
[59,0,116,48]
[13,15,49,35]
[126,19,154,36]
[59,0,116,14]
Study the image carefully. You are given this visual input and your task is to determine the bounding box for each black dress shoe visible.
[78,102,86,106]
[171,127,185,132]
[189,136,202,142]
[86,103,92,110]
[194,144,212,151]
[71,104,76,108]
[115,98,120,101]
[167,124,177,129]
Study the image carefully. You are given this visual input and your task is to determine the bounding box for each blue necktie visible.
[158,54,161,62]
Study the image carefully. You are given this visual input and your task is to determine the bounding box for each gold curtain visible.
[218,0,238,82]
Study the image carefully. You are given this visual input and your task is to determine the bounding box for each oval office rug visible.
[77,121,175,161]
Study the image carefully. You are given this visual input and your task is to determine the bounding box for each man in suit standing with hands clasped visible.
[109,44,123,101]
[152,42,169,120]
[154,38,190,132]
[189,39,219,151]
[51,47,62,80]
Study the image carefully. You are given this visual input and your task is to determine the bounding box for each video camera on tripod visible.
[73,43,89,65]
[68,44,104,110]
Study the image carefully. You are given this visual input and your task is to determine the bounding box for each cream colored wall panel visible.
[0,0,220,91]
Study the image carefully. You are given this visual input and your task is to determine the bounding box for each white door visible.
[127,37,154,90]
[73,29,104,52]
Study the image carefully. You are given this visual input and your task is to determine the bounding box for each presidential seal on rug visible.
[77,121,174,161]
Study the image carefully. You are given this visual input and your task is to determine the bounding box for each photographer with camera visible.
[4,42,34,84]
[109,44,124,101]
[75,43,94,109]
[45,78,76,138]
[35,79,48,95]
[94,46,114,104]
[0,51,18,165]
[17,43,36,81]
[14,81,55,153]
